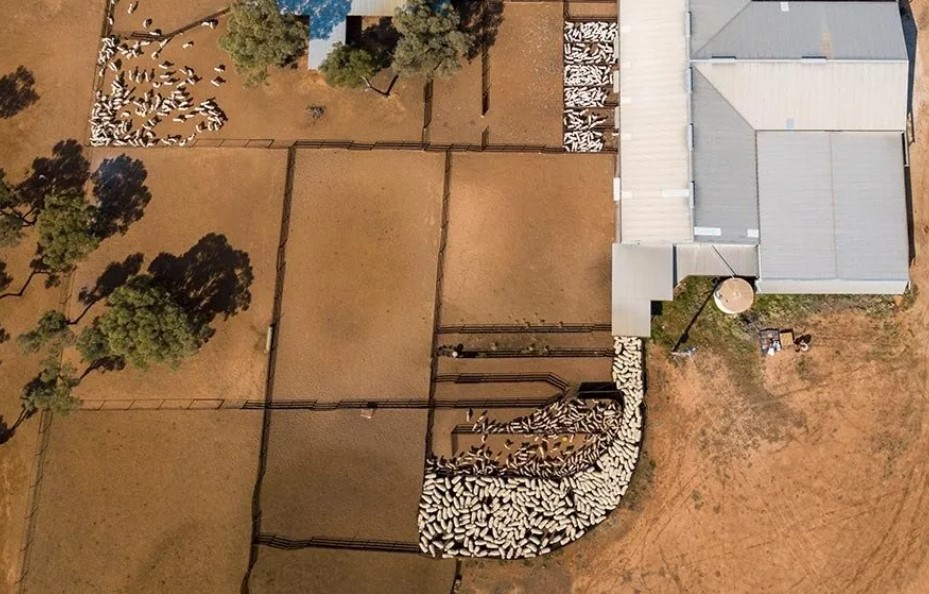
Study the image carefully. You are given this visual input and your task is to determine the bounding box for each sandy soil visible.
[110,0,229,35]
[95,17,426,144]
[22,411,260,594]
[272,150,443,401]
[260,409,429,543]
[249,547,456,594]
[483,3,564,145]
[430,56,485,144]
[442,153,614,326]
[0,233,63,594]
[565,1,619,20]
[0,0,103,174]
[438,356,613,385]
[67,148,286,402]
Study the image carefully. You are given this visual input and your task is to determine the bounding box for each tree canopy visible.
[219,0,307,86]
[18,310,74,355]
[21,359,80,416]
[319,43,380,89]
[0,171,26,248]
[77,275,206,370]
[392,0,471,80]
[35,192,99,272]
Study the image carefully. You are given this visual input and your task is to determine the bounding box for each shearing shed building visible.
[613,0,912,337]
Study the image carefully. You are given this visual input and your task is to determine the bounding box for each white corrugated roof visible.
[618,0,692,243]
[693,60,909,131]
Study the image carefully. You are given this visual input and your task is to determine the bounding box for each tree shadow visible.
[78,253,144,306]
[0,66,39,119]
[0,260,10,293]
[347,16,399,69]
[16,140,90,210]
[148,233,253,337]
[454,0,505,61]
[90,155,152,239]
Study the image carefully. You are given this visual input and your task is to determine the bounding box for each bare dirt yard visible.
[272,150,444,401]
[0,1,103,174]
[482,3,564,145]
[259,409,429,543]
[22,411,260,594]
[441,153,615,326]
[0,232,67,594]
[110,0,229,35]
[67,148,286,403]
[249,547,456,594]
[96,11,426,145]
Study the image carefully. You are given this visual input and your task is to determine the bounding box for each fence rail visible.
[438,323,612,333]
[15,411,54,593]
[256,534,421,554]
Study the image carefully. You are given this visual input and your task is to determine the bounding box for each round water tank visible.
[714,277,754,315]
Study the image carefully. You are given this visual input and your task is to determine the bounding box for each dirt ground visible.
[259,409,429,543]
[97,14,426,144]
[441,153,615,326]
[67,148,286,403]
[249,547,456,594]
[482,3,564,145]
[110,0,229,35]
[0,0,103,174]
[0,234,62,593]
[272,150,443,401]
[22,411,260,594]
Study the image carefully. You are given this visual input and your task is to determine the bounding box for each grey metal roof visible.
[756,279,908,294]
[690,0,752,55]
[692,69,759,244]
[612,244,675,337]
[694,60,909,131]
[756,131,908,290]
[613,244,675,302]
[675,243,759,283]
[694,2,908,60]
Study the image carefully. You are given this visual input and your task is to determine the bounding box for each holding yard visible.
[272,150,444,401]
[259,409,429,543]
[441,153,615,326]
[22,411,261,594]
[249,547,456,594]
[68,148,286,403]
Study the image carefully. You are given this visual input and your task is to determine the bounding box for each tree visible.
[21,359,80,416]
[78,275,206,370]
[219,0,307,86]
[319,43,382,92]
[392,0,471,80]
[35,192,99,272]
[18,310,74,354]
[0,170,29,248]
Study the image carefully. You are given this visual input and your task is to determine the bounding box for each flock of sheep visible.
[563,21,618,153]
[90,0,228,147]
[418,337,645,559]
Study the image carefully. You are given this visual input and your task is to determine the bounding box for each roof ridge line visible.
[691,0,753,57]
[692,64,756,131]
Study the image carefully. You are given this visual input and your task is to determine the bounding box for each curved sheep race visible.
[418,337,645,559]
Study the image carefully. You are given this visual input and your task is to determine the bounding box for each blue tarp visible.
[278,0,352,40]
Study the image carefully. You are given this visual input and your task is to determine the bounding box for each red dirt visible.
[68,148,286,402]
[260,409,429,543]
[483,3,564,145]
[271,150,444,401]
[22,411,261,594]
[249,547,456,594]
[441,153,615,326]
